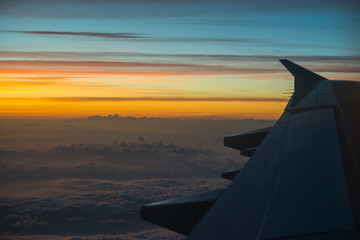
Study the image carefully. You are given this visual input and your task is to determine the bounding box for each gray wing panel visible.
[261,108,354,239]
[188,109,354,240]
[187,113,291,239]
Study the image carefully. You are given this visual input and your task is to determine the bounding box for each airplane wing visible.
[140,59,360,239]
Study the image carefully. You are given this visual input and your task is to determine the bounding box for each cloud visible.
[2,30,143,39]
[0,229,185,240]
[0,141,246,181]
[2,51,359,63]
[12,218,48,229]
[3,228,186,240]
[0,178,227,236]
[1,59,358,80]
[1,30,355,51]
[1,30,257,43]
[0,59,283,76]
[1,51,359,80]
[0,117,274,238]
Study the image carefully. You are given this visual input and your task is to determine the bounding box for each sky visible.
[0,1,359,238]
[0,0,359,119]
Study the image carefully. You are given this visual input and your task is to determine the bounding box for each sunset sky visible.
[0,1,360,238]
[1,0,359,119]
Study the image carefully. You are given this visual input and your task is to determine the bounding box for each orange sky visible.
[0,57,294,119]
[1,58,359,119]
[0,98,287,119]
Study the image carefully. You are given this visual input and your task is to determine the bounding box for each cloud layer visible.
[0,178,227,237]
[0,141,242,181]
[1,117,269,238]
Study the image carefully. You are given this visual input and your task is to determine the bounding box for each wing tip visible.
[279,59,328,106]
[279,59,305,76]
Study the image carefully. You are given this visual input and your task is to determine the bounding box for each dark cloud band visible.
[1,51,359,63]
[1,30,143,39]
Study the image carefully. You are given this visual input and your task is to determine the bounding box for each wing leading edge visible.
[139,60,360,239]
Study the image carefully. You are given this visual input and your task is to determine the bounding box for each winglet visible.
[280,59,327,106]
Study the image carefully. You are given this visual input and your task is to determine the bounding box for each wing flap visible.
[139,189,224,235]
[223,127,272,151]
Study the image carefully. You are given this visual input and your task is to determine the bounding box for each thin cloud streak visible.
[1,30,143,39]
[1,97,288,102]
[0,60,281,76]
[1,51,359,63]
[1,60,359,76]
[1,30,251,42]
[0,76,192,86]
[0,31,353,50]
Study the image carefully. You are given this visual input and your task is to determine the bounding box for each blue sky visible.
[1,0,359,55]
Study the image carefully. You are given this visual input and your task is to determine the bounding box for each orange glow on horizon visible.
[0,98,286,120]
[0,62,290,121]
[4,59,358,120]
